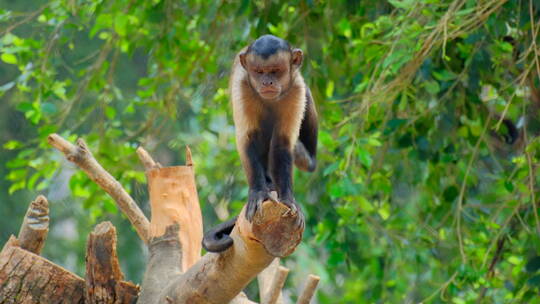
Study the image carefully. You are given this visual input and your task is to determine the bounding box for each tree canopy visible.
[1,0,540,302]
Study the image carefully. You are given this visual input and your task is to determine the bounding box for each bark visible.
[0,236,85,303]
[85,221,139,304]
[17,195,49,255]
[0,135,320,304]
[160,202,303,304]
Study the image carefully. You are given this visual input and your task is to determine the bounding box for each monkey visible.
[202,35,318,253]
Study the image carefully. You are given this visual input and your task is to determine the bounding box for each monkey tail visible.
[201,216,237,252]
[293,142,316,172]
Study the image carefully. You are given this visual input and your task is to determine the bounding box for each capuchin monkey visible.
[202,35,318,253]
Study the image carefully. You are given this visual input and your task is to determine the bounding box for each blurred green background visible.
[1,0,540,303]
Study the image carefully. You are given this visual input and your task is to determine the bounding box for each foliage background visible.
[1,0,540,303]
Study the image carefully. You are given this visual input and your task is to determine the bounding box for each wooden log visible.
[0,236,85,303]
[85,221,139,304]
[48,133,150,242]
[17,195,49,255]
[160,201,304,304]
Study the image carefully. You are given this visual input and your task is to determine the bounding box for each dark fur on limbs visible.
[203,35,318,252]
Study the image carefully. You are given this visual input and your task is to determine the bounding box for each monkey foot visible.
[280,197,305,229]
[246,189,279,222]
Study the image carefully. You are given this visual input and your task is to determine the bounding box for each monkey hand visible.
[246,188,279,222]
[280,196,305,229]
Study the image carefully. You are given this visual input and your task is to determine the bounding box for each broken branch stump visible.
[17,195,49,255]
[85,221,139,304]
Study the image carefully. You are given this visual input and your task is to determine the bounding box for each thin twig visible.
[136,147,161,171]
[455,113,493,263]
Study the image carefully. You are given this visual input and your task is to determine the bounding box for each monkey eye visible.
[254,69,263,75]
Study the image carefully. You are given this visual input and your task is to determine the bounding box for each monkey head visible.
[239,35,303,101]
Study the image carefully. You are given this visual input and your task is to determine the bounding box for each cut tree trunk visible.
[0,134,319,304]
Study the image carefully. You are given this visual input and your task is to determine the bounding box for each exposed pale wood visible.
[85,221,139,304]
[296,275,320,304]
[258,259,285,304]
[17,195,49,254]
[230,292,258,304]
[48,133,150,242]
[147,165,203,271]
[0,236,85,303]
[161,201,304,304]
[263,266,289,304]
[137,146,161,170]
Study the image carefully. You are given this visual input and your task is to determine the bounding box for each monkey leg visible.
[269,135,304,228]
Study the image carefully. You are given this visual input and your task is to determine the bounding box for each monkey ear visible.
[291,48,303,67]
[239,52,248,69]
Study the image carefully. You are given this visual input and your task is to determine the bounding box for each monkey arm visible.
[294,88,318,172]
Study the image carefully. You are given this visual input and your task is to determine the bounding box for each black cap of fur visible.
[248,35,291,59]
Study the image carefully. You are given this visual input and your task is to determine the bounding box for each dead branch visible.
[258,259,287,304]
[48,133,150,242]
[17,195,49,254]
[263,265,289,304]
[85,221,139,304]
[136,146,162,170]
[297,274,320,304]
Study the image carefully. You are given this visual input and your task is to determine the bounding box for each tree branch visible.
[48,133,150,242]
[297,274,320,304]
[161,201,303,304]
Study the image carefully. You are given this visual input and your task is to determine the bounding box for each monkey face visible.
[240,50,302,101]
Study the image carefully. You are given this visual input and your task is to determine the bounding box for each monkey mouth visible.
[259,89,280,99]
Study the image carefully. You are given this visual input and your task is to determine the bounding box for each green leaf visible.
[8,181,26,194]
[16,102,33,112]
[105,106,116,119]
[326,81,334,98]
[3,140,22,150]
[41,102,57,114]
[52,82,67,100]
[115,15,129,36]
[358,149,372,167]
[1,53,17,64]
